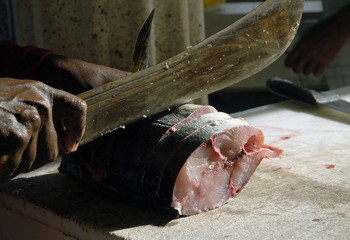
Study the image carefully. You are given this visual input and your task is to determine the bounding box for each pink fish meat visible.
[171,118,282,215]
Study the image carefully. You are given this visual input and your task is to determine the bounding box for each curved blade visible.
[79,0,305,144]
[131,9,155,72]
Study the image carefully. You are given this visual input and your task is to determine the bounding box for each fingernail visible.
[70,143,79,152]
[66,141,79,152]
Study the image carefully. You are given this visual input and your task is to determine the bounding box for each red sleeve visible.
[0,40,54,80]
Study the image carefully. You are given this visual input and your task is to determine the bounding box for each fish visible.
[59,104,283,215]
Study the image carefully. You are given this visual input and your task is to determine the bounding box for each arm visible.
[0,40,129,94]
[285,4,350,77]
[0,41,129,181]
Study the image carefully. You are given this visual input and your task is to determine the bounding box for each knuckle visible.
[68,96,87,116]
[78,98,87,114]
[29,80,48,91]
[23,81,52,112]
[22,107,42,129]
[12,129,30,147]
[0,122,30,148]
[23,81,48,96]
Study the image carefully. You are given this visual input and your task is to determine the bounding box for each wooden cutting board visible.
[1,87,349,240]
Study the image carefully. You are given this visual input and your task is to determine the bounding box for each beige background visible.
[13,0,205,71]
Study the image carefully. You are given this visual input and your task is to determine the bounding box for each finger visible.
[303,61,317,75]
[54,119,66,154]
[0,146,25,179]
[314,64,327,77]
[285,48,300,68]
[62,98,87,152]
[292,55,309,74]
[14,108,41,172]
[16,90,59,167]
[0,154,12,182]
[0,154,17,182]
[14,136,38,174]
[52,90,87,153]
[0,107,31,178]
[285,41,308,68]
[35,113,59,166]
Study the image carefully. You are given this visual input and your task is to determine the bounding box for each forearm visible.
[38,54,89,94]
[0,40,54,80]
[39,54,130,95]
[0,40,129,95]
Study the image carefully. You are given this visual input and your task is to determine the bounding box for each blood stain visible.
[280,136,291,140]
[272,167,282,172]
[325,164,335,169]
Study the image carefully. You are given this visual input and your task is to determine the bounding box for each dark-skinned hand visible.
[285,5,350,77]
[0,78,87,181]
[0,53,130,181]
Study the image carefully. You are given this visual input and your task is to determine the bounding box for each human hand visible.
[0,78,87,181]
[39,55,130,94]
[285,16,349,77]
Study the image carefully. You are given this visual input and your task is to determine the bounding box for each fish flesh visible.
[60,104,282,215]
[169,119,282,215]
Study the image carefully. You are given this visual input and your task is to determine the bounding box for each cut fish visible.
[59,104,283,216]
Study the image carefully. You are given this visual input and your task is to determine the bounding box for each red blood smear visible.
[280,136,291,140]
[272,167,282,172]
[291,187,296,191]
[325,164,335,169]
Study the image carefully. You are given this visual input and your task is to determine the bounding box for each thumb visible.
[52,90,87,152]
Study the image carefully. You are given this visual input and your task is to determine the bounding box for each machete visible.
[78,0,305,144]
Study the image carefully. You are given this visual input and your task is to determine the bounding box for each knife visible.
[266,77,350,115]
[78,0,305,144]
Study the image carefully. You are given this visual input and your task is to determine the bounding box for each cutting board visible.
[1,87,350,240]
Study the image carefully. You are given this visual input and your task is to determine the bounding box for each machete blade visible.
[79,0,305,144]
